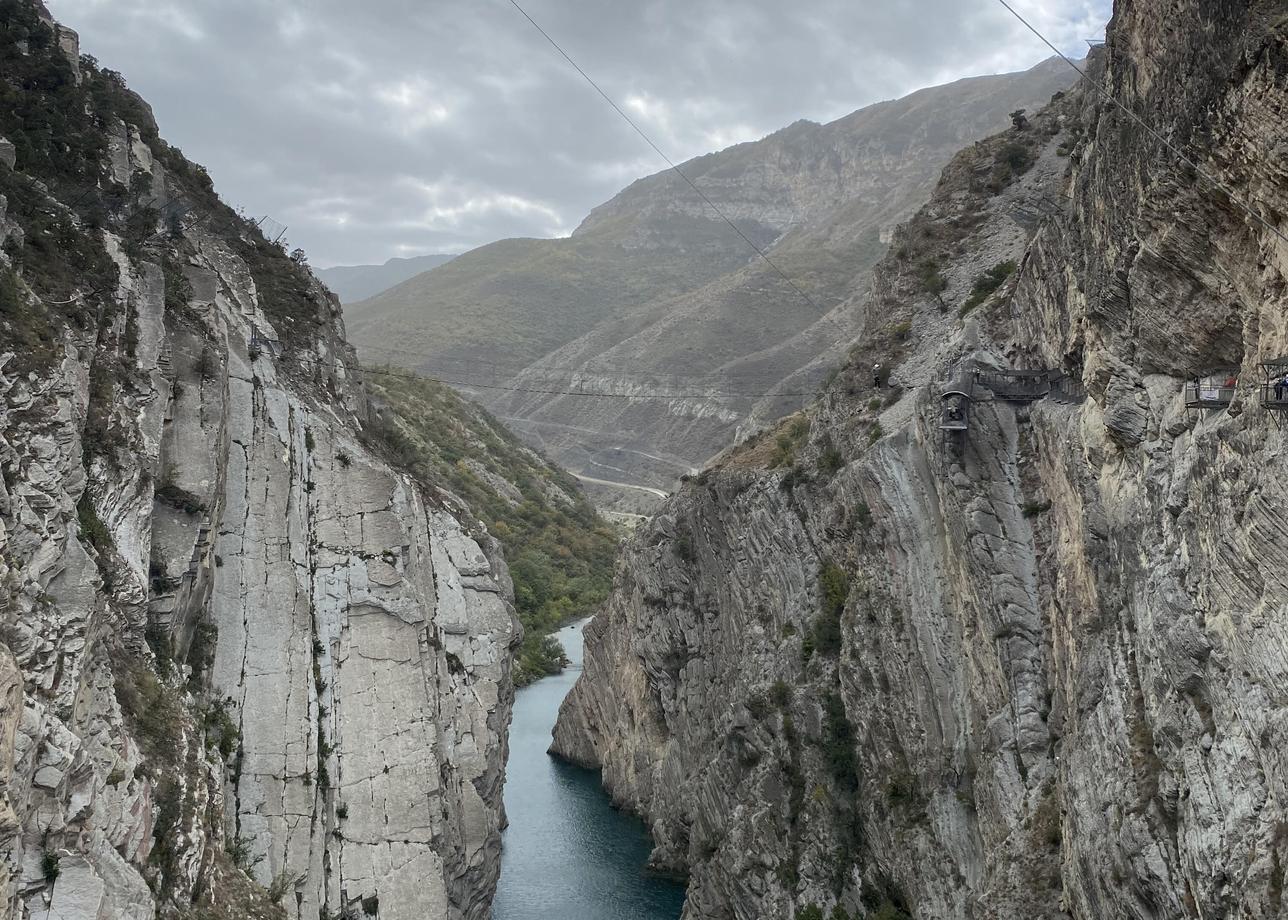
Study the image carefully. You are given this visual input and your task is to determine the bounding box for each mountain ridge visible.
[316,252,455,302]
[347,56,1078,502]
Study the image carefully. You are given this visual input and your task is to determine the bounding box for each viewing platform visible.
[1184,376,1237,409]
[1261,358,1288,414]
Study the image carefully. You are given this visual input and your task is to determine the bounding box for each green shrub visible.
[801,632,816,665]
[155,481,208,515]
[674,532,696,563]
[41,848,60,883]
[115,661,184,760]
[145,620,173,678]
[267,871,302,902]
[886,769,917,805]
[76,492,113,556]
[185,620,217,691]
[154,463,208,515]
[821,691,858,791]
[813,563,850,657]
[515,632,568,686]
[998,141,1035,174]
[780,465,811,492]
[1022,499,1052,518]
[203,700,240,761]
[960,260,1017,315]
[918,262,948,297]
[818,445,845,476]
[771,416,811,468]
[769,679,792,708]
[227,835,262,872]
[796,905,824,920]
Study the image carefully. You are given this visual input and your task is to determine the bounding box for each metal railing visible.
[1184,383,1236,407]
[1261,385,1288,410]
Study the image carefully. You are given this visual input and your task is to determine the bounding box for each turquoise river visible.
[491,620,687,919]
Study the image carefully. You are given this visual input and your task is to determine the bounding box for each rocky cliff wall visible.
[552,3,1288,919]
[0,5,516,919]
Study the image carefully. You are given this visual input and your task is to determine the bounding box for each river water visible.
[491,620,687,920]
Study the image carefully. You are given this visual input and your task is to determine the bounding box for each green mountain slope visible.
[364,368,618,685]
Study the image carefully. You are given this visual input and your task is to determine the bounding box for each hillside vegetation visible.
[365,368,618,685]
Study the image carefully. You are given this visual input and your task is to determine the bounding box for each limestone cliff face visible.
[0,5,516,919]
[552,3,1288,919]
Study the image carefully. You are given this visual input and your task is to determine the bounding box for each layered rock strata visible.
[553,3,1288,918]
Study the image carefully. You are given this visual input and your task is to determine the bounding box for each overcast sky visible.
[52,0,1110,267]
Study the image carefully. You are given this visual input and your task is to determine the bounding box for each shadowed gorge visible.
[5,0,1287,918]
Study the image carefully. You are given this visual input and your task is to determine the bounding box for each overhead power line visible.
[993,0,1288,249]
[504,0,831,314]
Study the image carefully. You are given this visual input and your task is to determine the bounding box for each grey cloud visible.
[51,0,1110,266]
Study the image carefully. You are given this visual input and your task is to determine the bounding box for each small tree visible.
[1010,108,1029,130]
[290,248,309,266]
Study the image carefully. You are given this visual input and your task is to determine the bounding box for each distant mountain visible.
[316,253,455,302]
[347,58,1078,497]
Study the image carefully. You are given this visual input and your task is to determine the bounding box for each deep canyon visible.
[1,1,1286,919]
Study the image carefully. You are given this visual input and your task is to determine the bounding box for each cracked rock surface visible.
[0,4,517,918]
[553,4,1288,919]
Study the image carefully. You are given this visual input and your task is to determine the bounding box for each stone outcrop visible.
[552,3,1288,918]
[0,4,516,918]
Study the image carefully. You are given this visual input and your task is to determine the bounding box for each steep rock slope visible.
[364,370,618,686]
[0,4,516,919]
[347,61,1076,494]
[552,3,1288,919]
